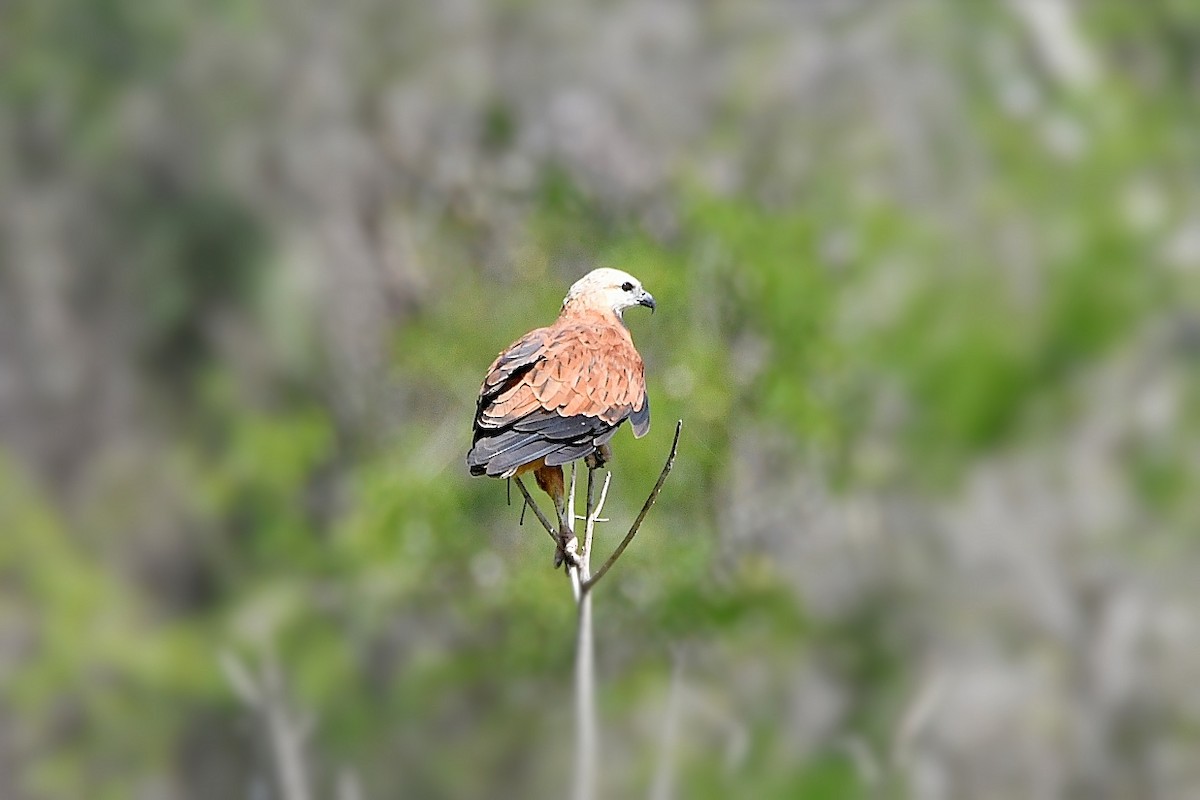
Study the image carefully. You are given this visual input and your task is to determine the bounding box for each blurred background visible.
[2,0,1198,798]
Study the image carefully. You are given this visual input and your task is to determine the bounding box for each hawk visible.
[467,268,655,563]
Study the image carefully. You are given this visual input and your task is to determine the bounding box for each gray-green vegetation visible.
[1,1,1198,798]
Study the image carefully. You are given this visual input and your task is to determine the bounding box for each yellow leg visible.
[534,464,577,567]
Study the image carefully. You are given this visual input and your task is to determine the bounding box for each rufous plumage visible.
[467,268,655,564]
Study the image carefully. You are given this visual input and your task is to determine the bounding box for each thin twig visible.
[584,472,611,570]
[513,476,558,546]
[584,420,682,592]
[568,462,578,534]
[568,464,583,600]
[569,556,583,601]
[584,465,597,564]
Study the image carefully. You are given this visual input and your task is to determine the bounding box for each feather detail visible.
[467,302,650,475]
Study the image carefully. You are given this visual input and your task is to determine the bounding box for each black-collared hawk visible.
[467,268,655,563]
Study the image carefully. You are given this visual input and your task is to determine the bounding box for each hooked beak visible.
[638,290,656,314]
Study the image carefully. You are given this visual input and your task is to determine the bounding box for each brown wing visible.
[467,315,649,478]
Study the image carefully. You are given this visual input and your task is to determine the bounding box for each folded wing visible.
[467,318,649,478]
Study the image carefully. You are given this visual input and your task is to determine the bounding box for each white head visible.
[562,268,656,318]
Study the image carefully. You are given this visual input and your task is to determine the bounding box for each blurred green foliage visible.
[3,1,1199,798]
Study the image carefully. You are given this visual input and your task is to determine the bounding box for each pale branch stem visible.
[581,467,594,568]
[569,422,679,800]
[584,419,682,592]
[583,472,611,573]
[571,464,600,800]
[571,460,612,800]
[568,551,583,602]
[568,463,583,601]
[568,462,578,532]
[573,580,596,800]
[584,465,597,560]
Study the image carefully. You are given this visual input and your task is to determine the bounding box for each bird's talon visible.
[554,535,580,570]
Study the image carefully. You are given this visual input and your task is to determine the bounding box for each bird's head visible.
[562,268,656,319]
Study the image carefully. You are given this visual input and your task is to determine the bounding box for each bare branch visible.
[571,421,681,800]
[585,464,597,555]
[568,463,584,601]
[584,420,682,592]
[568,462,578,531]
[513,476,559,546]
[572,465,599,800]
[584,471,611,569]
[573,565,596,800]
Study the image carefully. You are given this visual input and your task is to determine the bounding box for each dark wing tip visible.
[466,411,621,476]
[629,394,650,438]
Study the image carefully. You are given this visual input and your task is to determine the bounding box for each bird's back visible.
[467,308,649,478]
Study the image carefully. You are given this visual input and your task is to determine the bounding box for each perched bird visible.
[467,268,655,565]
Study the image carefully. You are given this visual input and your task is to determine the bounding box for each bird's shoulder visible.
[553,310,641,357]
[493,311,638,364]
[476,312,643,419]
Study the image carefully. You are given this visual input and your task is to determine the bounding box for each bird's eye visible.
[621,281,634,292]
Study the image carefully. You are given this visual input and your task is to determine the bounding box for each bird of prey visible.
[467,268,655,565]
